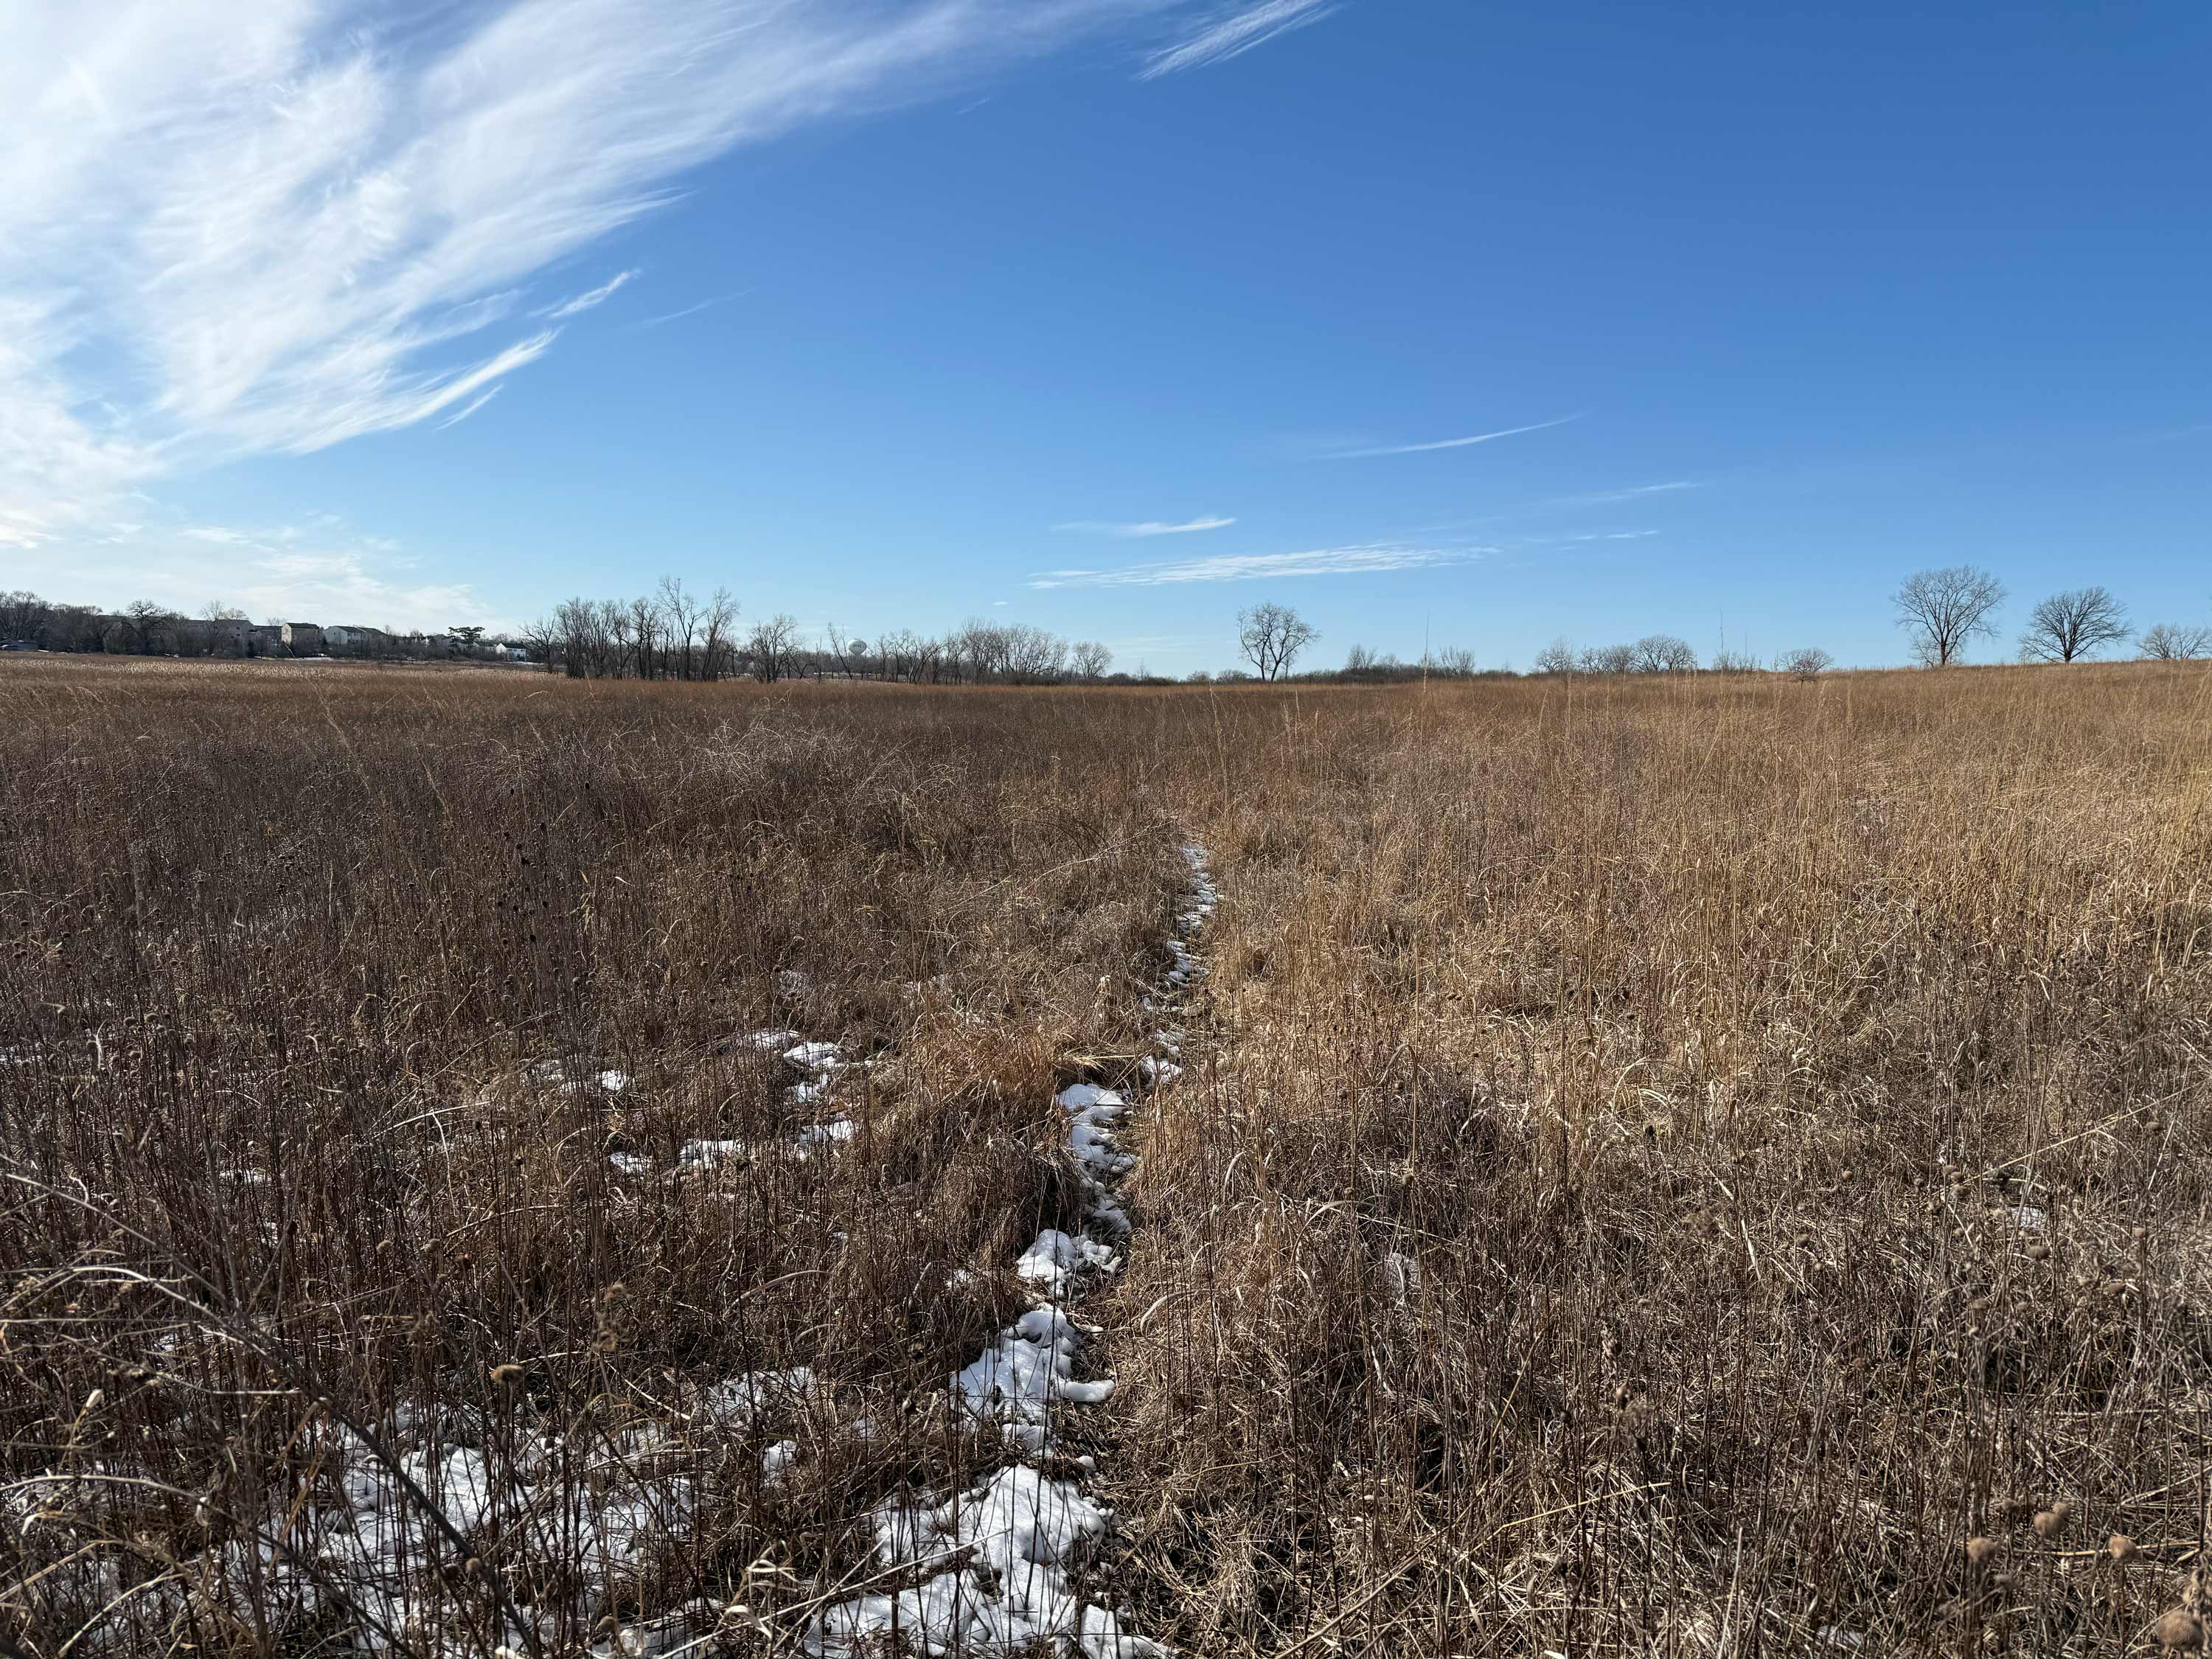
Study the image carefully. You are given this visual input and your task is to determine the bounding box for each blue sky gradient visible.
[6,1,2207,672]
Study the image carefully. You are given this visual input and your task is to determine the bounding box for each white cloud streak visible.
[1141,0,1338,77]
[437,388,504,430]
[630,293,748,329]
[536,269,641,320]
[1053,515,1237,537]
[1029,543,1479,588]
[0,0,1236,554]
[1329,414,1584,459]
[4,520,504,633]
[1540,480,1701,507]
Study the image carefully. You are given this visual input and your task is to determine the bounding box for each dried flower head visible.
[2156,1607,2202,1649]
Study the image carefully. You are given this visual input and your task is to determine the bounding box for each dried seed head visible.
[2033,1502,2072,1538]
[2110,1534,2140,1563]
[2156,1607,2202,1649]
[490,1363,524,1387]
[1965,1536,1999,1566]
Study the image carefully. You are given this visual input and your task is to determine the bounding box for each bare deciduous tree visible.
[657,577,704,679]
[700,586,740,681]
[1070,641,1112,681]
[1580,643,1638,675]
[2140,622,2212,661]
[748,613,801,684]
[519,613,561,670]
[912,633,947,684]
[1002,623,1069,684]
[1533,637,1576,675]
[1237,602,1318,682]
[2019,586,2130,664]
[117,599,177,654]
[1777,646,1834,681]
[1893,566,2005,667]
[1632,634,1698,674]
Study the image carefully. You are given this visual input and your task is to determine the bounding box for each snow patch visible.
[811,1465,1164,1658]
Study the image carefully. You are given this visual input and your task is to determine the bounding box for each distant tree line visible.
[1530,633,1713,676]
[14,574,2207,684]
[529,580,1117,684]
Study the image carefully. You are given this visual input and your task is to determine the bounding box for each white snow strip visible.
[810,840,1216,1658]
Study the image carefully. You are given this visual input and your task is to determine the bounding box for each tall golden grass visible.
[5,656,2211,1655]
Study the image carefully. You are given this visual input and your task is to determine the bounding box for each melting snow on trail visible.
[811,842,1217,1659]
[18,853,1220,1658]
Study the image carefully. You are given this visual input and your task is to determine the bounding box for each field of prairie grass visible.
[6,656,2212,1657]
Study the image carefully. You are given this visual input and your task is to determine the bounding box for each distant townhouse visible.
[281,622,325,655]
[172,617,252,656]
[324,625,393,655]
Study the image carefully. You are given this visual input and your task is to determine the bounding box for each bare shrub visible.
[1777,645,1834,679]
[2140,622,2212,661]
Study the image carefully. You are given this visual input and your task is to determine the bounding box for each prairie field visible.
[6,656,2212,1658]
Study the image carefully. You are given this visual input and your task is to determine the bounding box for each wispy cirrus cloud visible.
[535,270,641,321]
[0,0,1267,554]
[630,292,751,330]
[1142,0,1339,77]
[1030,543,1481,588]
[1327,414,1584,459]
[1053,515,1237,537]
[1540,479,1701,507]
[437,389,504,431]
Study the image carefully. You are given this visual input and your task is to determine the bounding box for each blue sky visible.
[5,1,2207,673]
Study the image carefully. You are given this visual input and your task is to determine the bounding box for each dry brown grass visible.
[6,656,2212,1656]
[1112,664,2212,1655]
